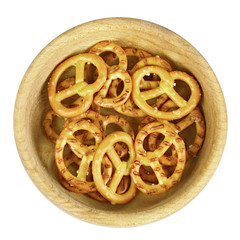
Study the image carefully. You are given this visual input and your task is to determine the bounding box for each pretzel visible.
[131,56,172,91]
[131,121,186,195]
[132,66,201,120]
[48,53,107,118]
[55,119,103,192]
[100,114,135,158]
[43,109,61,144]
[89,41,128,70]
[92,131,137,204]
[63,110,103,141]
[57,151,112,202]
[111,58,173,117]
[94,68,132,108]
[148,107,205,162]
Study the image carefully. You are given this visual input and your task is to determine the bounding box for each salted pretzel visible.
[92,131,137,204]
[131,121,186,195]
[132,66,201,120]
[94,68,132,108]
[89,41,128,70]
[48,53,107,118]
[55,119,103,192]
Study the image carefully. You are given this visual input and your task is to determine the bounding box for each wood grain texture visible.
[14,17,227,227]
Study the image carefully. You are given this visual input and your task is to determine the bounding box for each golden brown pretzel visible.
[58,151,112,202]
[89,41,128,70]
[57,151,87,193]
[55,119,103,192]
[132,66,201,120]
[94,68,132,108]
[148,107,205,160]
[111,58,173,117]
[130,56,172,90]
[48,53,107,118]
[92,131,137,204]
[131,121,186,195]
[100,114,135,158]
[63,110,103,140]
[43,109,60,144]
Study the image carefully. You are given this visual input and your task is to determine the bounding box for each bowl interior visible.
[14,18,227,226]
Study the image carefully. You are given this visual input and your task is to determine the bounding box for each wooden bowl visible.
[14,18,227,227]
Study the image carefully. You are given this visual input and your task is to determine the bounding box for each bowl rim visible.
[14,17,228,227]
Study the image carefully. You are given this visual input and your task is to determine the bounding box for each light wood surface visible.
[14,17,227,227]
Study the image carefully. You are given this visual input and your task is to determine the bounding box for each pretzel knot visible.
[92,131,137,204]
[132,66,201,120]
[131,121,186,195]
[55,119,103,192]
[48,53,107,118]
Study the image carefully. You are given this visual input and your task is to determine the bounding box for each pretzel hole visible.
[56,67,76,91]
[51,115,65,135]
[127,56,141,70]
[56,76,75,92]
[143,73,161,81]
[143,134,151,151]
[174,80,191,101]
[116,80,124,96]
[114,142,129,159]
[67,162,79,177]
[74,130,96,146]
[84,63,98,84]
[100,51,119,66]
[106,79,124,98]
[61,94,81,107]
[140,165,158,184]
[105,123,124,135]
[146,97,159,106]
[116,176,130,194]
[178,123,196,150]
[148,133,165,151]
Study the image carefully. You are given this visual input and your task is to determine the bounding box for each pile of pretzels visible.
[43,41,205,205]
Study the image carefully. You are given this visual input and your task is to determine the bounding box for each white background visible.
[1,0,239,239]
